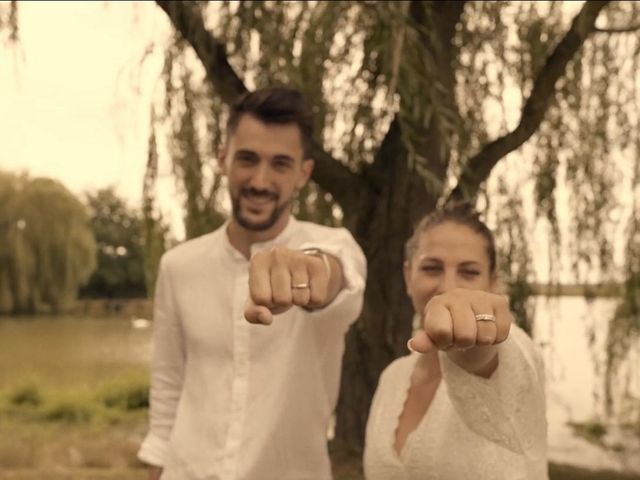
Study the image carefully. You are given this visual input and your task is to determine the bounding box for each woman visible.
[364,207,547,480]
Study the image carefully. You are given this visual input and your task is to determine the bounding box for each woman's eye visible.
[421,266,441,273]
[461,270,480,277]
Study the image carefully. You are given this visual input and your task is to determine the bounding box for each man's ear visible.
[296,158,315,189]
[217,145,228,175]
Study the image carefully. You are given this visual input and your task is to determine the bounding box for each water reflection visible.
[0,316,151,388]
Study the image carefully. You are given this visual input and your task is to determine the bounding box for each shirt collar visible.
[220,216,299,261]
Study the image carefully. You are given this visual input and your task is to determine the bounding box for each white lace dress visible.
[364,325,548,480]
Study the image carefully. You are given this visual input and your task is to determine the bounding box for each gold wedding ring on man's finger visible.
[292,283,310,290]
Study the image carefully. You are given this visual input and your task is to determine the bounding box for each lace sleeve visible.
[438,325,547,461]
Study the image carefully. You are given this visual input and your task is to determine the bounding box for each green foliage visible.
[490,176,536,333]
[97,374,149,411]
[0,171,96,314]
[151,37,227,242]
[568,420,608,444]
[8,384,42,407]
[605,162,640,417]
[80,188,147,298]
[141,127,169,295]
[40,398,95,423]
[1,375,150,425]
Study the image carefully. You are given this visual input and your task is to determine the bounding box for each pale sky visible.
[1,1,168,208]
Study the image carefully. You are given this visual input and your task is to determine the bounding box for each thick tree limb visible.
[154,0,367,210]
[156,1,246,103]
[447,1,610,204]
[383,2,466,191]
[372,2,467,196]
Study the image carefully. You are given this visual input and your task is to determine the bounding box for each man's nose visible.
[249,162,270,189]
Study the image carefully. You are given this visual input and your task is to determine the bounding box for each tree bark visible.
[335,120,436,449]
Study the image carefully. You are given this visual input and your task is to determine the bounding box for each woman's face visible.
[404,221,496,315]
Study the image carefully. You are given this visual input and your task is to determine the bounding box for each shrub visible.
[98,375,149,411]
[8,384,42,407]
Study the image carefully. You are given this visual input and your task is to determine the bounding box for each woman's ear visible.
[403,260,412,296]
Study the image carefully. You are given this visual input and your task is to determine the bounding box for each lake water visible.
[0,297,639,471]
[0,316,151,388]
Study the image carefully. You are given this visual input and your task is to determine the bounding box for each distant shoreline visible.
[531,283,622,298]
[1,285,621,319]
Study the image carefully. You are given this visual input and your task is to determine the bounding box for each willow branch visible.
[447,1,610,204]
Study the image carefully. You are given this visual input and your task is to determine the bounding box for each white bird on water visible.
[131,317,151,329]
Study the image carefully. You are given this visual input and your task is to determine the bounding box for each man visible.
[138,87,366,480]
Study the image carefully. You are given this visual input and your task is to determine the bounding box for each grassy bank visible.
[0,377,149,479]
[1,380,639,480]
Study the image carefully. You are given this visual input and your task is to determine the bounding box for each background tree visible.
[146,0,640,450]
[79,188,147,299]
[0,171,96,314]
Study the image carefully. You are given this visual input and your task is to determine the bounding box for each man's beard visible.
[231,187,292,232]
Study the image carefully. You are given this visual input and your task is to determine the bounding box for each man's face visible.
[219,114,313,233]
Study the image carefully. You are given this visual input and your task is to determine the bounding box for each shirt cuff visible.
[138,431,170,467]
[298,240,366,292]
[298,240,366,324]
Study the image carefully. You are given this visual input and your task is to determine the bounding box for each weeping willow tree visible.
[142,0,640,448]
[145,1,640,447]
[0,172,96,314]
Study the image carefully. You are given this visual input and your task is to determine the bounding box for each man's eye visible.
[273,160,292,170]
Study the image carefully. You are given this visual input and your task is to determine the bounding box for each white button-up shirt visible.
[138,217,366,480]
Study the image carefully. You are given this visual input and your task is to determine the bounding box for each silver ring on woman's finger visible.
[292,283,310,290]
[475,313,496,322]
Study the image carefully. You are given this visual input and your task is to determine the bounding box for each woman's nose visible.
[436,272,458,294]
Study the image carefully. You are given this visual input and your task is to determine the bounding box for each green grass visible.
[1,381,639,480]
[0,373,149,426]
[0,377,150,476]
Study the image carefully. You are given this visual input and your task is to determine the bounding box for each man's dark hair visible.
[404,202,497,274]
[226,87,314,157]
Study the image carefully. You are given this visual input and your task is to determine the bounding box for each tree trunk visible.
[334,122,437,451]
